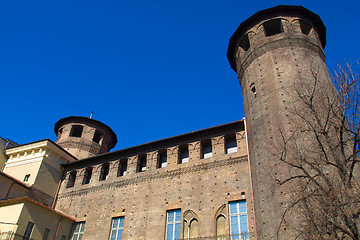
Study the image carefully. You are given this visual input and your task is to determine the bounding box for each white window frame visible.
[229,201,249,240]
[166,209,181,240]
[71,222,85,240]
[109,217,124,240]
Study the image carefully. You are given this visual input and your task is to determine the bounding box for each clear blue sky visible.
[1,0,359,151]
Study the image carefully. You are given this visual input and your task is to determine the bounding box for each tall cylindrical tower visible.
[54,116,117,159]
[227,5,337,239]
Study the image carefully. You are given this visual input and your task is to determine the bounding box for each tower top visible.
[227,5,326,72]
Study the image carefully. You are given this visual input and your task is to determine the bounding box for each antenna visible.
[90,110,94,119]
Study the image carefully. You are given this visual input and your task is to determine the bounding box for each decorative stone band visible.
[58,155,248,199]
[237,37,326,81]
[58,141,101,155]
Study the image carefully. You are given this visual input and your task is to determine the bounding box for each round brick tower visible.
[54,116,117,159]
[227,5,336,239]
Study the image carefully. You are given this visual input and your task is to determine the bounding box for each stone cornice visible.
[58,155,248,199]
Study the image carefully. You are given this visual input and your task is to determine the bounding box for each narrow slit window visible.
[157,150,167,168]
[23,222,34,240]
[250,83,256,97]
[117,159,128,177]
[99,163,110,181]
[43,228,50,240]
[201,140,212,159]
[92,130,103,144]
[263,19,283,36]
[82,167,93,185]
[24,174,30,182]
[299,20,312,35]
[239,34,250,51]
[67,171,77,188]
[179,145,189,164]
[138,155,147,172]
[225,135,238,154]
[70,125,83,137]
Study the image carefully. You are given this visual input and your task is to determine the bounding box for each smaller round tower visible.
[54,116,117,159]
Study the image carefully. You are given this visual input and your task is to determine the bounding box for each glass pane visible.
[78,234,83,240]
[74,224,80,233]
[231,216,238,224]
[175,210,181,221]
[113,218,119,228]
[110,230,117,240]
[238,202,247,213]
[229,203,238,214]
[168,212,174,222]
[79,222,84,232]
[167,225,173,240]
[116,230,123,240]
[119,217,124,228]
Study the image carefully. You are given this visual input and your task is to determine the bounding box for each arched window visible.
[183,210,199,239]
[216,215,226,240]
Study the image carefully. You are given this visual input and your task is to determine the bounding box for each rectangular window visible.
[67,171,77,188]
[157,150,167,168]
[23,222,34,240]
[43,228,50,240]
[117,159,128,177]
[229,201,249,240]
[225,135,237,154]
[23,174,30,182]
[109,217,124,240]
[92,130,103,144]
[263,19,283,37]
[82,167,93,185]
[138,155,147,172]
[99,163,110,181]
[179,145,189,164]
[70,125,83,137]
[166,210,181,240]
[201,140,212,159]
[71,222,85,240]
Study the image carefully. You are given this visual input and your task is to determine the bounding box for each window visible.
[225,135,237,154]
[137,155,147,172]
[61,236,67,240]
[216,215,226,239]
[99,163,110,181]
[71,222,85,240]
[67,171,77,188]
[157,150,167,168]
[23,222,34,240]
[299,20,312,35]
[23,174,30,182]
[166,210,181,240]
[179,145,189,164]
[250,83,256,98]
[109,217,124,240]
[92,130,103,144]
[58,128,63,137]
[201,140,212,159]
[82,167,93,185]
[70,125,83,137]
[184,219,199,239]
[43,228,50,240]
[117,159,128,177]
[229,201,249,240]
[263,19,283,36]
[239,34,250,51]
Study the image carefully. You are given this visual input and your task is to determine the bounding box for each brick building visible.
[0,5,341,240]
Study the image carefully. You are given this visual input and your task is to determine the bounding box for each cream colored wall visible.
[3,159,42,186]
[0,175,28,200]
[33,160,63,198]
[18,201,73,240]
[0,203,23,235]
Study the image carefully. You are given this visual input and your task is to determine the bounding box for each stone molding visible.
[58,141,100,155]
[58,155,248,199]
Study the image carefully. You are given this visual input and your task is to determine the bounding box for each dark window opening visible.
[70,125,83,137]
[99,163,110,181]
[263,19,283,36]
[239,34,250,51]
[23,174,30,182]
[137,155,147,172]
[82,167,93,185]
[23,222,34,240]
[250,83,257,97]
[66,171,76,188]
[92,130,103,144]
[58,128,63,137]
[117,159,128,177]
[179,145,189,164]
[201,140,212,159]
[157,150,167,168]
[299,20,312,35]
[225,134,238,154]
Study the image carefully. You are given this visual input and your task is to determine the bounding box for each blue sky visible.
[1,0,359,151]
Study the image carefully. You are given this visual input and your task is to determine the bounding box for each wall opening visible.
[117,159,128,177]
[239,34,250,51]
[179,145,189,164]
[137,154,147,172]
[157,150,167,168]
[67,171,77,188]
[263,19,283,36]
[92,130,103,144]
[70,125,83,138]
[225,135,237,154]
[99,163,110,181]
[299,20,312,35]
[82,167,93,185]
[201,140,212,159]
